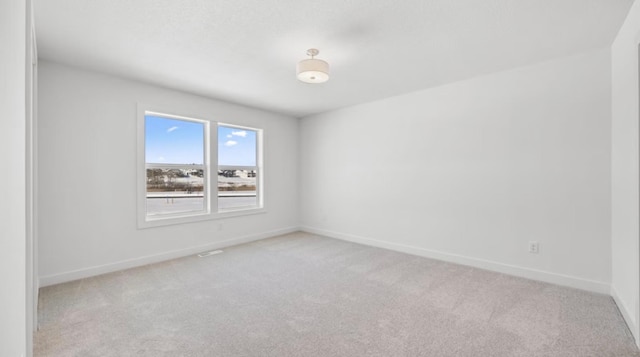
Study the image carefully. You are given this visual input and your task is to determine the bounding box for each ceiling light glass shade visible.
[296,58,330,83]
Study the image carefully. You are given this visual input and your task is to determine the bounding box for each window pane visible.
[218,125,257,166]
[146,168,204,215]
[218,170,257,210]
[146,115,204,165]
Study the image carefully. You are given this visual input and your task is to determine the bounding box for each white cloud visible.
[224,140,237,147]
[231,130,247,138]
[157,156,165,161]
[227,134,232,138]
[167,126,179,133]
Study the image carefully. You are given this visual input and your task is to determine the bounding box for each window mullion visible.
[208,120,217,213]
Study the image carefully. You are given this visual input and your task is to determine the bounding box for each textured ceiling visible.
[35,0,634,118]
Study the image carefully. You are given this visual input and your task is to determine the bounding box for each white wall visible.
[0,0,29,356]
[611,0,640,346]
[38,61,299,284]
[300,48,612,293]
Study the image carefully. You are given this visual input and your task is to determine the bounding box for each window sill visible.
[137,207,266,229]
[217,207,266,219]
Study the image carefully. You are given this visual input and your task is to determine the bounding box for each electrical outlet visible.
[528,241,539,254]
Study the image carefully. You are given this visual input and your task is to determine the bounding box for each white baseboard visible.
[34,276,39,331]
[612,286,640,348]
[301,226,610,295]
[39,226,299,287]
[40,225,613,295]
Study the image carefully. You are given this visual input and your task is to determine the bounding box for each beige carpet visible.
[35,232,639,356]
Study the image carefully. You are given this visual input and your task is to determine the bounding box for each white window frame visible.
[137,104,265,229]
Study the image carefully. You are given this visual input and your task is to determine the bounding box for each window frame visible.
[137,104,265,229]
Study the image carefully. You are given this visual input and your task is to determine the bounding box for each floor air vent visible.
[197,250,223,258]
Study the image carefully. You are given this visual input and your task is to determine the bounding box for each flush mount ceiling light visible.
[296,48,330,84]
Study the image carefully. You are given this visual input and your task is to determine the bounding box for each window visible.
[218,125,261,211]
[138,107,263,228]
[143,112,209,221]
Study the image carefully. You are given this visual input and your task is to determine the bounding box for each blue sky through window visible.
[218,125,257,166]
[145,115,204,164]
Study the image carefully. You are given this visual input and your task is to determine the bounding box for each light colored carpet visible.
[35,232,639,357]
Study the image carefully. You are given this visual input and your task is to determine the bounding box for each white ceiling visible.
[35,0,634,118]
